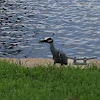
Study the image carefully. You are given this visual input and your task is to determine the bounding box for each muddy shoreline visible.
[0,57,100,67]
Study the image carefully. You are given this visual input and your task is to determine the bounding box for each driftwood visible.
[68,56,97,65]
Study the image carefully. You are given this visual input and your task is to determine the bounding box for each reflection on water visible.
[0,0,100,59]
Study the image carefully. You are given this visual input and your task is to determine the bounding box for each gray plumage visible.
[39,37,68,66]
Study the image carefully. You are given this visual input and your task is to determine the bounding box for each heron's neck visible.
[49,42,56,53]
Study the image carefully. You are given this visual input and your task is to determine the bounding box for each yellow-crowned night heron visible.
[39,37,68,66]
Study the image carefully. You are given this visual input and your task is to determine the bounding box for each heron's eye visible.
[47,38,52,40]
[48,40,52,42]
[47,38,53,43]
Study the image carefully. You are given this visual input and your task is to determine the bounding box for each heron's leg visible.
[59,63,63,74]
[52,61,56,71]
[53,57,55,66]
[53,62,56,66]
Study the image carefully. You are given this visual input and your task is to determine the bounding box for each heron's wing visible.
[58,52,62,61]
[56,49,67,64]
[58,52,67,62]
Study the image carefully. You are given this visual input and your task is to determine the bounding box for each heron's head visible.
[39,37,53,43]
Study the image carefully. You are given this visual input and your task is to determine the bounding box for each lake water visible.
[0,0,100,59]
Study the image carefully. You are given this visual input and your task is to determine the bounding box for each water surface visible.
[0,0,100,59]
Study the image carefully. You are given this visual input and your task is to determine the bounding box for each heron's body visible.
[49,42,68,65]
[39,37,68,65]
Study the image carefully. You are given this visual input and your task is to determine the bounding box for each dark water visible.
[0,0,100,59]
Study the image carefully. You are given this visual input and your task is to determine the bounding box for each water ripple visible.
[0,0,100,59]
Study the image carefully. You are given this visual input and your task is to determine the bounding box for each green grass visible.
[0,60,100,100]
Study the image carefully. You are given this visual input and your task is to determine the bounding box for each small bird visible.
[39,37,68,66]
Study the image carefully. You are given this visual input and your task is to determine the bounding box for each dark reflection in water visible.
[0,0,100,59]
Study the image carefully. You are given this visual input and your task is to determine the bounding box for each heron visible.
[39,37,68,66]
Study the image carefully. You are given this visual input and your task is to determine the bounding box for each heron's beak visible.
[39,39,47,43]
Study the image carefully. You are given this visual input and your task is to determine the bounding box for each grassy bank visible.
[0,60,100,100]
